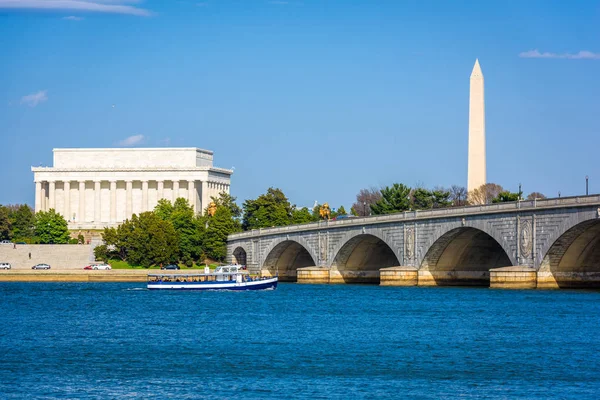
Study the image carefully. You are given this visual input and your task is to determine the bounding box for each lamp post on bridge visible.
[363,201,366,217]
[519,183,522,200]
[586,175,589,196]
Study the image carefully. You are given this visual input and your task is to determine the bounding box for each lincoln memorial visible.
[31,147,233,230]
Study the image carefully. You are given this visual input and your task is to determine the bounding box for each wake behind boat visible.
[147,264,278,291]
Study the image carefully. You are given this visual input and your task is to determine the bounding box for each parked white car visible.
[0,240,12,245]
[32,264,51,270]
[0,263,11,270]
[85,264,112,270]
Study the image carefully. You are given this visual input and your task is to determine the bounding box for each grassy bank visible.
[108,259,220,270]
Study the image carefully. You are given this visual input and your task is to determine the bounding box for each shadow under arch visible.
[540,220,600,288]
[421,227,512,286]
[232,247,247,266]
[263,240,317,282]
[330,234,400,284]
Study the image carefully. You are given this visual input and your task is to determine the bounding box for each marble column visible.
[173,180,180,201]
[79,181,85,222]
[41,183,47,211]
[94,181,101,223]
[35,181,42,213]
[201,181,209,215]
[110,181,117,223]
[188,180,195,211]
[64,181,71,221]
[126,181,133,219]
[142,180,149,212]
[157,180,164,201]
[48,181,56,210]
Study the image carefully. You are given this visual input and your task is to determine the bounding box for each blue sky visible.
[1,0,599,210]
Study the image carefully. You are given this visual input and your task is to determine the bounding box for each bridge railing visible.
[229,194,600,240]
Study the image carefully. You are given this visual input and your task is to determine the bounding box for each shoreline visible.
[0,270,196,282]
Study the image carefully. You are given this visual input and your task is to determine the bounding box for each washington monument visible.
[467,59,486,197]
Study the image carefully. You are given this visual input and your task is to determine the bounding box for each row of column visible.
[35,179,203,223]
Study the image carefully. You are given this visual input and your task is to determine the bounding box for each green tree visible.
[35,209,70,244]
[10,204,35,239]
[337,205,347,216]
[371,184,412,215]
[123,212,179,267]
[211,192,242,219]
[431,188,452,208]
[0,206,10,240]
[171,198,200,266]
[292,207,316,224]
[204,206,242,261]
[492,191,522,203]
[154,199,174,220]
[412,188,433,210]
[242,188,293,230]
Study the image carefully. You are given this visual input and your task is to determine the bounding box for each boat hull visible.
[147,277,278,291]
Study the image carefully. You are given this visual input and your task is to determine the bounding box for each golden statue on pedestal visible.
[207,201,217,217]
[319,203,331,220]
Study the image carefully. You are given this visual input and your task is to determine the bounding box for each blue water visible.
[0,283,599,399]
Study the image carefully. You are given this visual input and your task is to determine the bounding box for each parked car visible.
[0,263,11,270]
[161,264,180,270]
[84,264,111,270]
[32,264,51,270]
[0,240,12,245]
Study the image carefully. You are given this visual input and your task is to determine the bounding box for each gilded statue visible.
[319,203,331,220]
[207,201,217,217]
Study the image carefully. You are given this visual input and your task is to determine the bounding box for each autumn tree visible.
[351,187,382,217]
[468,183,504,205]
[526,192,546,200]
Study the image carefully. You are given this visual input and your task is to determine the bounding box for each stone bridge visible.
[227,195,600,289]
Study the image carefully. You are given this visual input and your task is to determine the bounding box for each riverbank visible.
[0,270,194,282]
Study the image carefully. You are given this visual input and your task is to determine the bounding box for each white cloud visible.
[118,134,144,146]
[519,49,600,60]
[20,90,48,107]
[62,15,83,20]
[0,0,152,17]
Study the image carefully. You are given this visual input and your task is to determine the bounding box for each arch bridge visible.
[227,195,600,289]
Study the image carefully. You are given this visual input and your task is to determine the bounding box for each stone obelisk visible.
[467,59,486,198]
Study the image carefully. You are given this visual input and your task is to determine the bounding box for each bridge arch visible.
[330,233,401,284]
[232,246,248,266]
[262,236,318,282]
[539,219,600,288]
[420,226,513,286]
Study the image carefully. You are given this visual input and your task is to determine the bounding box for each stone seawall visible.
[0,244,93,269]
[0,270,192,282]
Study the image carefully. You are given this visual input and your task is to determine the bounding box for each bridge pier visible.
[379,267,418,286]
[489,266,537,289]
[297,267,330,284]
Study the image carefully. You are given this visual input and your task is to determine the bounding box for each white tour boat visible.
[147,265,278,291]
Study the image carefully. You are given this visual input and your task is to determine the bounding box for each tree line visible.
[94,193,241,267]
[0,204,74,244]
[350,183,546,217]
[1,182,546,267]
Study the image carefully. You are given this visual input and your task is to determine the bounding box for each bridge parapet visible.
[229,195,600,240]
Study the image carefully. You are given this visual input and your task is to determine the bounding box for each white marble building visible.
[32,148,233,230]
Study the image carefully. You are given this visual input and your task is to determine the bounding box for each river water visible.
[0,283,598,399]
